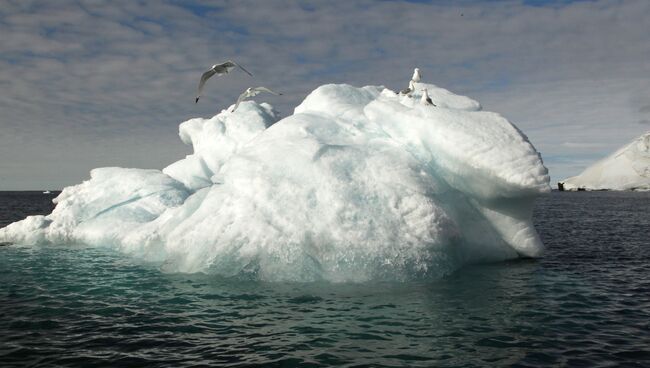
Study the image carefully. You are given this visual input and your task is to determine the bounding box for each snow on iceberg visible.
[560,132,650,191]
[0,82,550,282]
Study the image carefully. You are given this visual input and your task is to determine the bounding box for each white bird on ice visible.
[411,68,421,83]
[398,80,416,96]
[421,88,436,106]
[195,60,253,103]
[231,87,282,112]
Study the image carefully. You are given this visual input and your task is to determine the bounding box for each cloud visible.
[1,0,649,188]
[561,142,608,149]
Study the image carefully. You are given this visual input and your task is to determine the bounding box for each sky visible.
[0,0,649,190]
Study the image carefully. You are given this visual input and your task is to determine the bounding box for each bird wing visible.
[196,68,217,103]
[399,82,412,95]
[231,90,250,112]
[253,86,282,95]
[225,60,253,76]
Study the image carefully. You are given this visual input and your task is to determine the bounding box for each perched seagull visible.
[231,87,282,112]
[411,68,421,83]
[421,88,436,106]
[195,60,253,103]
[398,80,416,96]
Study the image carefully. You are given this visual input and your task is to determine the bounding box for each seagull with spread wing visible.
[195,60,253,103]
[230,87,282,112]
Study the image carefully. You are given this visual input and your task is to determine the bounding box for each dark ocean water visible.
[1,191,649,367]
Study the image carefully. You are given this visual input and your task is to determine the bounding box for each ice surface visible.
[1,168,189,246]
[0,82,550,281]
[163,102,278,191]
[560,132,650,191]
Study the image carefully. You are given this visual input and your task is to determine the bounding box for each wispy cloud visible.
[0,0,649,189]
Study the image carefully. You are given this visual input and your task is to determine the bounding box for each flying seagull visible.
[421,88,436,106]
[399,80,416,96]
[231,87,282,112]
[411,68,421,83]
[195,60,253,103]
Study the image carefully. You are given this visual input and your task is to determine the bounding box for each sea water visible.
[1,191,649,367]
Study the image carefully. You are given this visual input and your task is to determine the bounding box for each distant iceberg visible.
[0,82,550,281]
[560,132,650,191]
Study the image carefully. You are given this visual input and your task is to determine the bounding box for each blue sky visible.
[0,0,649,189]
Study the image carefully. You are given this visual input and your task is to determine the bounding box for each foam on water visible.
[0,82,550,281]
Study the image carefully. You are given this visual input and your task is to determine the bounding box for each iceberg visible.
[559,132,650,191]
[0,82,550,281]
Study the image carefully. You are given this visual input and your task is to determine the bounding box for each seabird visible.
[231,87,282,112]
[398,80,416,96]
[421,88,436,106]
[195,60,253,103]
[412,68,421,83]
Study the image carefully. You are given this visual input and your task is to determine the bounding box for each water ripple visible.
[0,191,649,367]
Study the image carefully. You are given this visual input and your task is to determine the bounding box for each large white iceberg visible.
[560,132,650,191]
[0,82,550,281]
